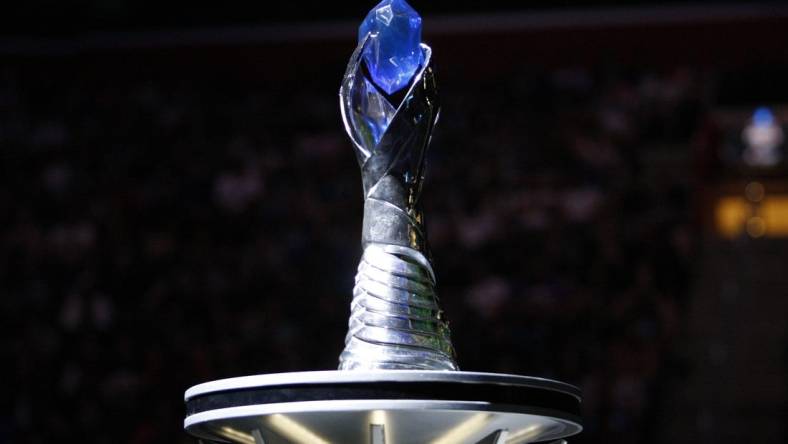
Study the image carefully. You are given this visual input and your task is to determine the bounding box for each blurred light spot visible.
[761,196,788,236]
[744,182,765,203]
[746,216,766,238]
[743,106,784,167]
[716,195,788,238]
[753,107,774,126]
[715,197,748,238]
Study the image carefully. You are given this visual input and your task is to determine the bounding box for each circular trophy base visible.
[184,370,582,444]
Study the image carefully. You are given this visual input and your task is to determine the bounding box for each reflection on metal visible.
[429,413,492,444]
[370,424,386,444]
[267,414,331,444]
[492,429,509,444]
[220,426,256,444]
[338,35,457,371]
[369,409,387,424]
[369,410,388,444]
[474,429,510,444]
[251,429,266,444]
[505,424,543,443]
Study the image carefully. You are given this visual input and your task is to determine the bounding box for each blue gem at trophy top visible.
[358,0,425,95]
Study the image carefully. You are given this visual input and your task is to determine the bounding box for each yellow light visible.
[761,196,788,236]
[268,414,331,444]
[715,196,749,238]
[219,426,257,444]
[430,413,491,444]
[715,194,788,238]
[505,424,543,443]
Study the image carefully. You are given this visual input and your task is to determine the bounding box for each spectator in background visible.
[2,62,699,444]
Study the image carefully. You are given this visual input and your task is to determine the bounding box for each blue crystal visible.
[358,0,424,95]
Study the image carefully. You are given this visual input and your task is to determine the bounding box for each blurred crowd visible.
[3,59,702,443]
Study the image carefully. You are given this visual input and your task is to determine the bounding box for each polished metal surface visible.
[187,401,579,444]
[184,370,582,400]
[184,371,583,444]
[338,35,457,371]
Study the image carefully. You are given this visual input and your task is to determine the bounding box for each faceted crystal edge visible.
[340,40,433,155]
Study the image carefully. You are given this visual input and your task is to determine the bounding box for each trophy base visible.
[184,370,582,444]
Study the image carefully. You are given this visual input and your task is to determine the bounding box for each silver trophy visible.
[184,1,582,443]
[338,36,457,372]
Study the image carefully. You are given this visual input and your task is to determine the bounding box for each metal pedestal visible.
[184,370,582,444]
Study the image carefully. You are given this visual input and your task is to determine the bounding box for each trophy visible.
[184,1,582,442]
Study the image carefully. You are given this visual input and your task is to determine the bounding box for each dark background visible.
[3,1,788,443]
[1,0,723,35]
